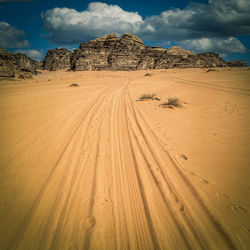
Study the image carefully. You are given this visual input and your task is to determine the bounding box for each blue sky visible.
[0,0,250,64]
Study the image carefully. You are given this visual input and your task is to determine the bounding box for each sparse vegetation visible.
[206,69,217,72]
[144,73,153,76]
[160,97,182,108]
[139,93,156,101]
[182,154,188,160]
[69,83,79,87]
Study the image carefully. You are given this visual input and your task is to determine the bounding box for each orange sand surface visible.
[0,68,249,249]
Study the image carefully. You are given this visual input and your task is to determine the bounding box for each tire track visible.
[39,92,111,249]
[5,83,117,250]
[126,87,237,249]
[167,76,250,96]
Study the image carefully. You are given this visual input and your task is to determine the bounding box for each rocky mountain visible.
[41,48,72,71]
[68,33,229,70]
[3,33,245,76]
[0,48,39,78]
[226,60,247,67]
[42,33,245,71]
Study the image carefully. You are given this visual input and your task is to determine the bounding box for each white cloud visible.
[14,49,43,61]
[41,1,249,55]
[0,22,29,48]
[41,2,143,44]
[140,0,250,41]
[179,37,246,54]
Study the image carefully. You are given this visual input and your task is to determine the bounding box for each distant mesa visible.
[0,33,247,78]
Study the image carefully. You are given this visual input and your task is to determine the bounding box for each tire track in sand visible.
[125,85,237,249]
[5,83,117,250]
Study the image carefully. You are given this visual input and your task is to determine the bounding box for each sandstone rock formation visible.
[226,60,247,67]
[0,48,39,78]
[41,33,247,71]
[0,48,16,78]
[41,48,72,71]
[166,46,195,57]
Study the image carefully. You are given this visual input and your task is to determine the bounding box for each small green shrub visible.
[144,73,153,76]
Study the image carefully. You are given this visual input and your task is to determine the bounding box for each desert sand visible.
[0,67,249,249]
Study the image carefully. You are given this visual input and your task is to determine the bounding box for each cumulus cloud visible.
[41,2,143,45]
[41,1,249,55]
[0,22,29,48]
[140,0,250,41]
[179,37,246,54]
[14,49,43,61]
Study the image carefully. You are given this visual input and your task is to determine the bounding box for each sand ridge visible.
[0,68,249,249]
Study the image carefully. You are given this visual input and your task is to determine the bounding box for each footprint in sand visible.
[86,217,96,229]
[230,205,248,215]
[197,178,209,184]
[216,192,228,199]
[240,227,250,234]
[180,204,185,212]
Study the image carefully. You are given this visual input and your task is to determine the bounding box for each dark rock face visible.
[0,48,39,78]
[41,48,72,71]
[42,33,247,71]
[195,52,226,68]
[16,53,39,74]
[0,48,16,77]
[226,60,247,67]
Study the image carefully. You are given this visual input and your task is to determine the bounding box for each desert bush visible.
[206,69,217,72]
[161,97,182,108]
[69,83,79,87]
[144,73,153,76]
[139,93,156,101]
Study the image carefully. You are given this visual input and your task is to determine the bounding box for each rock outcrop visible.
[41,33,247,71]
[165,46,195,57]
[226,60,247,67]
[41,48,72,71]
[0,48,39,78]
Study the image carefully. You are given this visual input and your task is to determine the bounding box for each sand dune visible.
[0,68,249,249]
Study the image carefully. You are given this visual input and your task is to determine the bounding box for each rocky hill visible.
[1,33,246,78]
[0,48,39,78]
[69,33,228,70]
[41,48,72,71]
[41,33,246,71]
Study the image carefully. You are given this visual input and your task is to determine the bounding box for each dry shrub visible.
[161,97,182,108]
[69,83,79,87]
[139,93,156,101]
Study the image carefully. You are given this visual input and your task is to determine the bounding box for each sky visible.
[0,0,250,64]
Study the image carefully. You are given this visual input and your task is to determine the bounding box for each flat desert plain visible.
[0,68,249,249]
